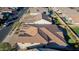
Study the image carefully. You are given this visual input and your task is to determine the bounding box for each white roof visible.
[34,19,52,24]
[25,19,52,24]
[29,13,40,15]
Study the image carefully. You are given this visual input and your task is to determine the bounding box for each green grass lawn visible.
[54,17,61,25]
[72,26,79,35]
[0,42,11,51]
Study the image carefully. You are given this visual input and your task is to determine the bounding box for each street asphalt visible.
[0,7,29,42]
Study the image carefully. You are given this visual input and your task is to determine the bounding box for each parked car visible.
[4,21,15,27]
[3,17,18,27]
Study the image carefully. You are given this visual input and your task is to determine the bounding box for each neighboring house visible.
[0,12,3,19]
[0,7,18,24]
[0,7,12,13]
[0,7,19,15]
[0,7,18,13]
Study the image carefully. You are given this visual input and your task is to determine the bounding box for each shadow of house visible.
[51,17,56,24]
[45,42,73,51]
[19,32,32,37]
[26,42,73,51]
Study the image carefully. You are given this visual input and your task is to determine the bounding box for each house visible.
[0,7,13,13]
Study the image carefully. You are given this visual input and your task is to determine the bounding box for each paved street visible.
[0,24,12,42]
[0,8,29,42]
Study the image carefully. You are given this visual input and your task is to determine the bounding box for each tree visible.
[0,42,12,51]
[2,12,10,21]
[49,10,53,15]
[54,18,61,25]
[48,10,53,17]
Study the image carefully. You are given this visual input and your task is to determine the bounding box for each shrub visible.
[54,18,61,25]
[0,42,12,51]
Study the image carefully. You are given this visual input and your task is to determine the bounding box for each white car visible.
[4,20,16,27]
